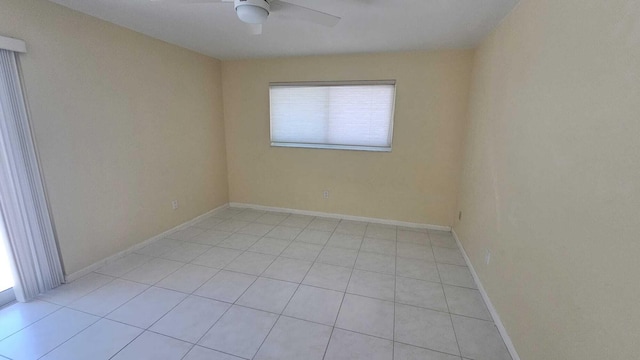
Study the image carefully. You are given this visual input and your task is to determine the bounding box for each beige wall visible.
[454,0,640,359]
[222,51,473,225]
[0,0,228,275]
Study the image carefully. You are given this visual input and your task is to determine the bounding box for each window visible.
[269,80,396,152]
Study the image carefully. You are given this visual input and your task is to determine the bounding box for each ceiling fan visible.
[152,0,341,35]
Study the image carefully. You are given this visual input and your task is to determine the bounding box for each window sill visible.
[271,142,392,152]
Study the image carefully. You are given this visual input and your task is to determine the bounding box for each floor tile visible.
[1,218,501,360]
[120,258,184,285]
[396,257,440,282]
[397,242,435,261]
[158,242,211,263]
[183,346,243,360]
[194,270,256,303]
[295,229,332,245]
[95,253,152,277]
[254,212,289,225]
[396,277,448,312]
[212,208,244,219]
[303,261,353,291]
[191,216,225,230]
[40,319,141,360]
[262,257,312,283]
[111,331,192,360]
[266,225,303,240]
[283,285,344,325]
[189,230,232,246]
[0,301,60,341]
[355,252,395,275]
[394,342,462,360]
[0,308,98,360]
[326,233,363,250]
[398,225,428,232]
[166,226,206,241]
[199,305,278,359]
[361,238,396,255]
[155,264,218,293]
[335,294,394,340]
[324,328,393,360]
[334,221,367,236]
[150,296,230,343]
[444,285,491,320]
[307,217,340,231]
[224,252,276,275]
[38,272,113,305]
[254,316,332,360]
[451,315,511,360]
[365,224,396,241]
[237,223,275,237]
[347,270,395,301]
[395,304,459,356]
[280,214,314,228]
[316,246,358,267]
[135,239,182,257]
[247,238,290,256]
[106,287,186,328]
[68,279,148,316]
[437,264,476,289]
[217,233,260,250]
[214,219,251,233]
[236,277,297,314]
[397,229,430,245]
[432,246,466,266]
[232,209,265,222]
[280,242,323,261]
[191,247,243,269]
[429,231,458,249]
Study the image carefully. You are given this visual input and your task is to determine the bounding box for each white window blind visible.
[270,80,396,152]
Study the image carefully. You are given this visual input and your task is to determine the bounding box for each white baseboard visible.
[452,229,521,360]
[229,202,451,232]
[64,203,229,282]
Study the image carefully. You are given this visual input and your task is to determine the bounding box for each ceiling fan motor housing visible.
[234,0,271,24]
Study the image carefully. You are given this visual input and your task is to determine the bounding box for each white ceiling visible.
[48,0,520,60]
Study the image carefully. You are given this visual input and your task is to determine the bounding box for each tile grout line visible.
[177,208,266,357]
[392,224,398,360]
[55,209,256,360]
[45,233,492,322]
[42,272,496,335]
[250,213,338,359]
[432,230,465,359]
[35,310,101,360]
[18,209,478,360]
[0,303,65,344]
[320,219,365,360]
[0,306,70,360]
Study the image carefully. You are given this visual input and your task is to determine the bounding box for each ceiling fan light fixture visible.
[235,0,270,24]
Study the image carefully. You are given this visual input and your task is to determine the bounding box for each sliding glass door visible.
[0,214,15,306]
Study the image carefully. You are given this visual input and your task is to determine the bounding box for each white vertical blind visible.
[0,49,64,301]
[270,81,396,151]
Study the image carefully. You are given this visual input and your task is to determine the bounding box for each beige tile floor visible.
[0,207,512,360]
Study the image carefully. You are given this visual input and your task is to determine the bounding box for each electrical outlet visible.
[458,211,462,221]
[485,249,491,265]
[171,200,179,210]
[323,190,329,199]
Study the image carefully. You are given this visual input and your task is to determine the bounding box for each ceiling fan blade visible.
[270,0,341,27]
[149,0,232,4]
[246,23,263,35]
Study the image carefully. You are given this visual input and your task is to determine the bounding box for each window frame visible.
[269,80,397,152]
